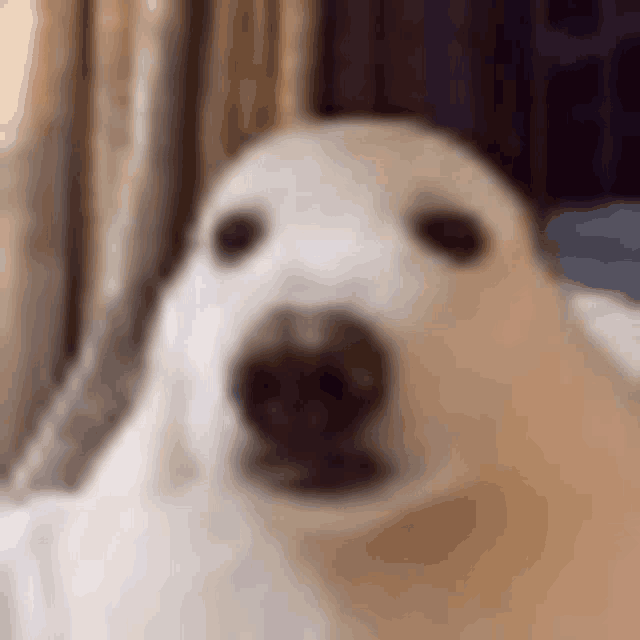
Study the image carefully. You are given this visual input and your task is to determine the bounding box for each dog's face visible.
[5,117,640,639]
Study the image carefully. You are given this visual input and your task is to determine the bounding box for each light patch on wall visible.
[0,0,35,149]
[572,293,640,377]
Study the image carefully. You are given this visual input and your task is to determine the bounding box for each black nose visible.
[230,310,394,496]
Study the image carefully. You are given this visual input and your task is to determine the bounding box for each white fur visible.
[2,117,639,639]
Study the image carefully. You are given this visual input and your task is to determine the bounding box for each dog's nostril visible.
[233,314,392,495]
[249,370,281,405]
[318,371,344,401]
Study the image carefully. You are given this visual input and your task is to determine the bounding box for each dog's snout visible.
[231,310,394,495]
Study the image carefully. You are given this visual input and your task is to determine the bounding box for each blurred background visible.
[1,0,639,489]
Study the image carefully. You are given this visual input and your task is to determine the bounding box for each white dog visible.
[2,115,640,639]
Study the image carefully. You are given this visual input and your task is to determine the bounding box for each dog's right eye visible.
[214,215,263,263]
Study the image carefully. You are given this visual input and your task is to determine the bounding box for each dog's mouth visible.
[230,309,397,496]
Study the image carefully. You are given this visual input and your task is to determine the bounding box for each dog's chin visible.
[221,394,550,639]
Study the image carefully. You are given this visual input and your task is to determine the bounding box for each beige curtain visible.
[0,0,81,482]
[1,0,318,492]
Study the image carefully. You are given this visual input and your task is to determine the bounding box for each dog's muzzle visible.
[229,309,398,496]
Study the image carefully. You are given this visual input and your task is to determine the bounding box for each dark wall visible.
[312,0,640,214]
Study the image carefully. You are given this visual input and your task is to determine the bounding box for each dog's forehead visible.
[199,119,526,241]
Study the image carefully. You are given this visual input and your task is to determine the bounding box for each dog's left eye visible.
[413,211,488,265]
[214,215,262,262]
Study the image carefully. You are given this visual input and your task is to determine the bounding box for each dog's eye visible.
[414,212,487,264]
[214,215,262,262]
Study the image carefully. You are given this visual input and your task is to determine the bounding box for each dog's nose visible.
[231,310,395,495]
